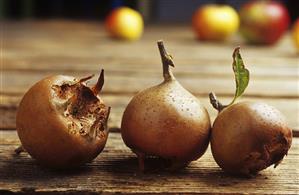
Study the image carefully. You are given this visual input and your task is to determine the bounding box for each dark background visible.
[0,0,298,24]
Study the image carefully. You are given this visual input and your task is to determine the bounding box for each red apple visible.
[240,0,290,45]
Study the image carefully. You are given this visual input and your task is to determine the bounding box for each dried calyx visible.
[16,69,110,168]
[52,70,110,139]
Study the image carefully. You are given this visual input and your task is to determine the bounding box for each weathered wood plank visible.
[1,94,298,133]
[0,131,298,194]
[1,70,298,97]
[2,20,297,56]
[3,21,298,78]
[3,21,298,79]
[1,20,299,195]
[3,40,298,75]
[3,57,298,80]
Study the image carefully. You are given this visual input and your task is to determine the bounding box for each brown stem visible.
[93,69,104,95]
[209,92,226,113]
[136,152,145,172]
[15,145,26,154]
[157,40,175,81]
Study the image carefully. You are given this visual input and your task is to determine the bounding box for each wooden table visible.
[1,20,298,194]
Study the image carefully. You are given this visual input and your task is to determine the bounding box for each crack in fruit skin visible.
[16,75,110,168]
[210,101,292,176]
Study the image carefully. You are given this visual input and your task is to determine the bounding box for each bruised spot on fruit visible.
[241,131,291,175]
[52,76,109,140]
[241,151,266,175]
[270,132,291,167]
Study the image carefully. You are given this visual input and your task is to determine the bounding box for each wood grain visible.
[2,69,299,98]
[0,131,298,194]
[2,21,299,98]
[1,20,299,194]
[1,94,298,134]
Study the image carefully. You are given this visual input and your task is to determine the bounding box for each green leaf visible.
[229,47,250,106]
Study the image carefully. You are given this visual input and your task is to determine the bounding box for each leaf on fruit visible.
[229,47,250,105]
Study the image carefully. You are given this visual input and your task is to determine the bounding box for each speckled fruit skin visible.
[121,41,211,170]
[16,75,109,169]
[211,101,292,175]
[121,79,211,166]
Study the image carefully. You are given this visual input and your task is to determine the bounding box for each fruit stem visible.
[157,40,175,81]
[209,92,226,112]
[93,69,104,95]
[209,47,249,113]
[15,145,26,154]
[136,151,145,172]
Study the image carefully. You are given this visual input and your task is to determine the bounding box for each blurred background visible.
[1,0,299,132]
[0,0,298,23]
[1,2,299,188]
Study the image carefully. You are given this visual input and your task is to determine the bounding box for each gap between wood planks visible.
[1,71,298,98]
[1,94,298,136]
[3,68,298,80]
[0,131,298,194]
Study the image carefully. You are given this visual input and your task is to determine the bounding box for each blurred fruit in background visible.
[105,7,143,41]
[192,4,239,41]
[292,18,299,52]
[240,0,290,45]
